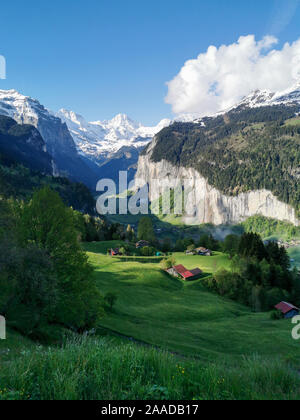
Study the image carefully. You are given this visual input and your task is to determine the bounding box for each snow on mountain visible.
[1,82,300,188]
[57,109,171,164]
[0,89,77,155]
[223,81,300,114]
[0,89,99,188]
[178,82,300,124]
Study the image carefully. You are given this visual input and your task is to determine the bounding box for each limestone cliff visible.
[135,140,299,226]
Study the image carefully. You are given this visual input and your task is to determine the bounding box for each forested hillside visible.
[149,105,300,214]
[0,155,95,213]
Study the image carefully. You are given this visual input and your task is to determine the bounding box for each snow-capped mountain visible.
[0,114,53,174]
[233,81,300,110]
[0,90,76,156]
[57,109,171,164]
[184,81,300,124]
[0,89,99,188]
[1,82,300,191]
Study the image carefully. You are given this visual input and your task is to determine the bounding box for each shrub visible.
[161,257,176,270]
[104,293,118,310]
[141,246,155,257]
[270,310,283,320]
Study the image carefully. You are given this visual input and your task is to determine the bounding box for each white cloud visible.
[165,35,300,116]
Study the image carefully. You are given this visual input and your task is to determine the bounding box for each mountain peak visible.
[237,82,300,110]
[0,89,30,101]
[112,113,132,121]
[58,109,86,126]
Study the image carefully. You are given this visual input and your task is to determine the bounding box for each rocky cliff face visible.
[0,115,53,174]
[135,140,299,226]
[0,90,99,188]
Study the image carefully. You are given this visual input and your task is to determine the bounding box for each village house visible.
[186,247,212,256]
[167,264,203,281]
[136,240,150,249]
[185,250,195,256]
[196,247,212,256]
[275,301,300,319]
[110,248,121,256]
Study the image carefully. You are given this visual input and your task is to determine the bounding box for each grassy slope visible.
[2,334,300,400]
[0,329,37,363]
[288,246,300,269]
[1,243,300,400]
[83,242,300,364]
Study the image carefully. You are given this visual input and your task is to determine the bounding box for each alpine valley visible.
[136,82,300,226]
[0,90,170,188]
[1,84,300,226]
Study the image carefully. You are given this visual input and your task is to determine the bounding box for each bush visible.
[270,310,283,321]
[141,246,156,257]
[161,257,176,270]
[104,292,118,310]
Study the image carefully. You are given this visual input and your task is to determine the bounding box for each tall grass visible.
[1,336,300,400]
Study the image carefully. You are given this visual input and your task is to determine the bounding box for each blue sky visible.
[0,0,300,124]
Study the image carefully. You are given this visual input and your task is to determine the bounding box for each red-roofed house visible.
[167,265,202,281]
[110,248,121,256]
[173,265,192,279]
[275,302,300,319]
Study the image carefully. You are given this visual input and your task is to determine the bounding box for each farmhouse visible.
[167,264,202,281]
[185,247,212,256]
[136,240,150,249]
[196,247,212,256]
[275,302,300,319]
[110,248,121,256]
[185,250,195,255]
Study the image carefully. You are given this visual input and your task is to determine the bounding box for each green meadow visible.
[1,240,300,400]
[288,246,300,269]
[83,241,300,363]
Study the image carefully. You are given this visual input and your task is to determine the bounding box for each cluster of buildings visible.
[265,239,300,250]
[135,240,150,249]
[185,247,212,256]
[110,248,122,256]
[277,239,300,249]
[109,240,152,256]
[166,264,203,281]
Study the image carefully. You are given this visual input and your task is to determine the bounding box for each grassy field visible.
[288,246,300,269]
[284,117,300,127]
[1,241,300,400]
[2,333,300,400]
[83,242,300,364]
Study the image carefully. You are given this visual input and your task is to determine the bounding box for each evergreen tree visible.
[137,217,155,243]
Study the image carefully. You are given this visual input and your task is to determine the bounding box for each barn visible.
[110,248,120,256]
[275,302,300,319]
[172,265,203,281]
[195,247,212,256]
[136,240,150,249]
